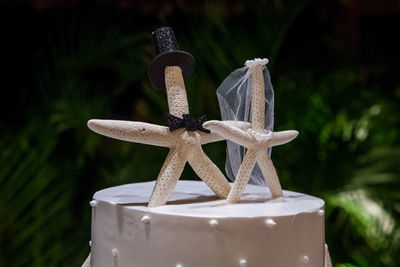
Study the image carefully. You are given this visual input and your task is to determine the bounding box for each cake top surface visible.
[93,180,324,218]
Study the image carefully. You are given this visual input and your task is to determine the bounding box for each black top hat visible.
[148,27,195,90]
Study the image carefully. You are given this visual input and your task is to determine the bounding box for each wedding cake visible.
[83,27,332,267]
[89,181,326,267]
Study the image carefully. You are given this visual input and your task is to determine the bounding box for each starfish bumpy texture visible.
[203,59,298,203]
[88,66,249,207]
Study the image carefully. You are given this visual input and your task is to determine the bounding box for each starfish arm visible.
[199,132,225,144]
[226,149,258,203]
[202,120,254,147]
[250,63,266,130]
[165,66,189,117]
[148,148,187,207]
[88,119,172,148]
[187,146,231,198]
[200,121,252,144]
[225,120,252,130]
[269,130,299,147]
[256,152,283,197]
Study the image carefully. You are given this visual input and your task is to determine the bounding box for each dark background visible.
[0,0,399,266]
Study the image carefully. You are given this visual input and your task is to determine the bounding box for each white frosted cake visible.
[89,180,326,267]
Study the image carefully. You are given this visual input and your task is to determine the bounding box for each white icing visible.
[324,244,333,267]
[265,218,276,229]
[90,200,98,207]
[91,181,326,267]
[141,215,151,224]
[94,181,324,218]
[209,219,218,228]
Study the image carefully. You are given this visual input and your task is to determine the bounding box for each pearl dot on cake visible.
[90,200,98,207]
[265,218,276,229]
[89,240,91,247]
[300,255,310,263]
[176,264,183,267]
[111,248,119,257]
[239,259,247,267]
[209,219,218,228]
[317,209,325,216]
[141,215,151,224]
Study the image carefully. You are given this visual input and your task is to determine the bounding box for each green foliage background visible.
[0,1,399,266]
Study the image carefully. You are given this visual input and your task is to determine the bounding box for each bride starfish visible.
[203,60,298,203]
[88,66,249,207]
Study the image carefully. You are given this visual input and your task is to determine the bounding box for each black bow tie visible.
[167,114,210,133]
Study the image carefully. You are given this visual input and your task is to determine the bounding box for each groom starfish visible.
[88,66,251,207]
[203,59,298,203]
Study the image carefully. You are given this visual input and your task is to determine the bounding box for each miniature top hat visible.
[148,26,195,90]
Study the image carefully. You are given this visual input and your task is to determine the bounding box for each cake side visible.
[90,181,325,267]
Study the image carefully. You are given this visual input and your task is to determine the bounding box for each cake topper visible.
[214,58,275,185]
[203,58,298,203]
[87,27,250,207]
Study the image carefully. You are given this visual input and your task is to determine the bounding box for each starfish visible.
[203,60,298,203]
[88,66,248,207]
